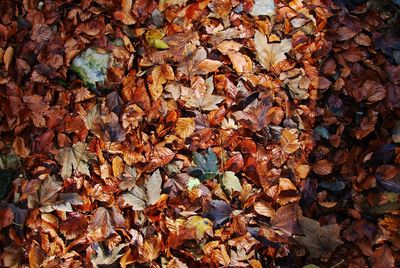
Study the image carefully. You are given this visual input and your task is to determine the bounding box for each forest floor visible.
[0,0,399,267]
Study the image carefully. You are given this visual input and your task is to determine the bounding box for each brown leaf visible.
[371,245,395,268]
[88,207,115,241]
[254,202,275,218]
[294,215,342,258]
[31,24,52,42]
[312,159,333,175]
[175,117,195,139]
[0,207,14,228]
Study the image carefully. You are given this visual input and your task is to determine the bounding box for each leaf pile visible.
[0,0,399,267]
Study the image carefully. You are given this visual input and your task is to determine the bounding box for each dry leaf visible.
[56,142,91,179]
[254,31,292,70]
[175,117,195,139]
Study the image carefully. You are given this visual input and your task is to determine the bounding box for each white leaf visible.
[250,0,275,17]
[146,169,162,205]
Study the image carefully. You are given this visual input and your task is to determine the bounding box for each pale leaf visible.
[250,0,275,17]
[145,169,162,205]
[254,31,292,70]
[221,171,242,195]
[56,142,91,179]
[122,185,147,210]
[180,77,224,111]
[91,243,127,268]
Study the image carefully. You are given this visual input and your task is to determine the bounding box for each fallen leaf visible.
[4,46,14,71]
[122,169,162,210]
[186,215,213,240]
[254,30,292,70]
[91,243,127,268]
[56,142,92,179]
[294,215,342,258]
[175,117,195,139]
[250,0,275,17]
[221,171,242,196]
[88,207,116,241]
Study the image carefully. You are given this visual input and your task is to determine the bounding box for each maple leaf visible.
[122,169,162,210]
[180,77,224,111]
[189,148,219,181]
[56,142,92,179]
[294,216,343,258]
[91,243,127,268]
[254,30,292,71]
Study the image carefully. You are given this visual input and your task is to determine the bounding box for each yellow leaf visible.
[150,66,166,100]
[186,216,213,240]
[281,128,300,154]
[112,156,124,177]
[175,117,195,139]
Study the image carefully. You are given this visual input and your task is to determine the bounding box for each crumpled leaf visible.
[56,142,91,179]
[254,31,292,70]
[189,148,219,181]
[122,169,163,210]
[221,171,242,196]
[91,243,127,268]
[294,216,343,258]
[180,77,224,111]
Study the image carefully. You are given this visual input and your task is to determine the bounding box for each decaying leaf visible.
[91,243,127,268]
[186,216,213,240]
[294,216,342,258]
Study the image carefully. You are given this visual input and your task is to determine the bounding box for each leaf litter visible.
[0,0,400,267]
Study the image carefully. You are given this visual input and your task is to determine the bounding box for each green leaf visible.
[189,148,219,181]
[187,178,201,190]
[221,171,242,196]
[71,48,110,89]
